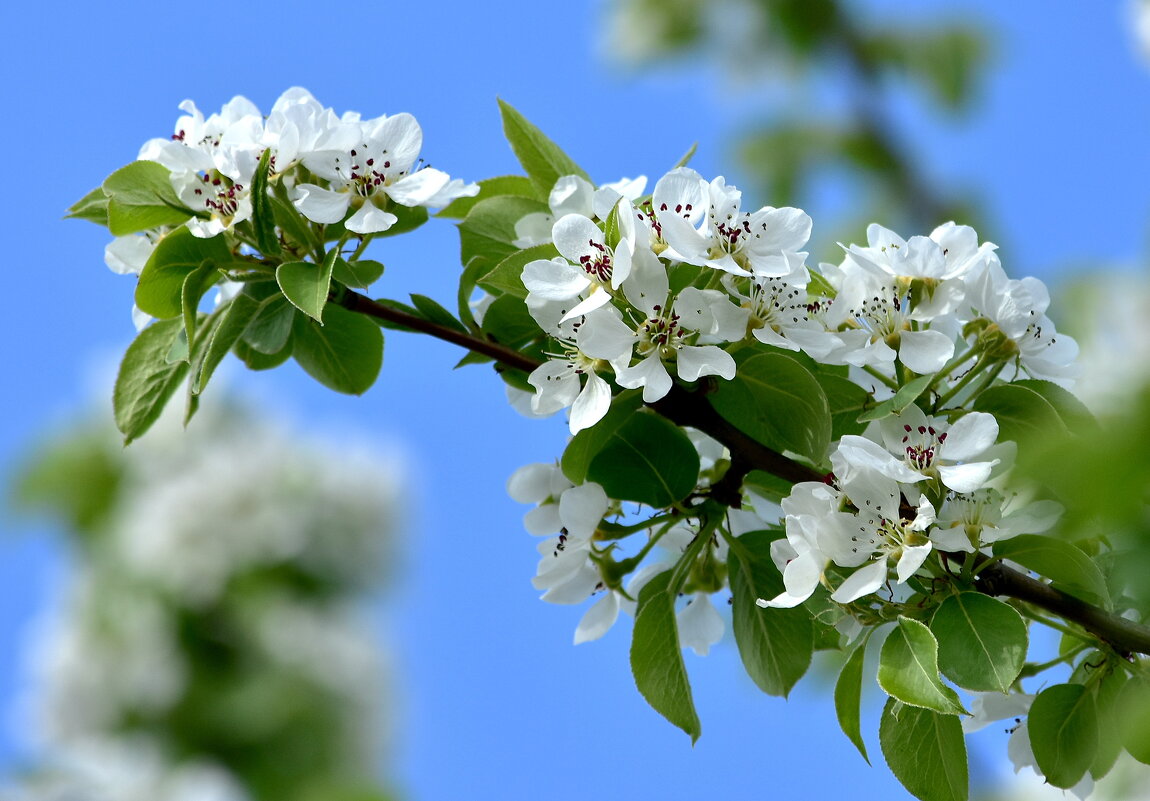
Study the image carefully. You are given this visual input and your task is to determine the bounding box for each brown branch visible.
[336,288,1150,656]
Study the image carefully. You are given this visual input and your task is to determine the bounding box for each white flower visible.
[824,259,956,375]
[613,251,745,402]
[654,169,812,277]
[525,303,635,434]
[295,114,476,234]
[964,255,1079,385]
[513,174,647,248]
[833,405,1001,494]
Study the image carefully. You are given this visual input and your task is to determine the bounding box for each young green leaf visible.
[277,248,338,323]
[930,592,1027,692]
[102,160,195,235]
[498,99,591,195]
[708,351,831,463]
[410,294,468,334]
[834,632,872,764]
[728,531,814,698]
[192,292,262,395]
[333,258,385,290]
[1117,675,1150,765]
[1028,683,1099,789]
[180,261,222,351]
[858,374,933,423]
[243,294,296,354]
[291,304,383,394]
[135,227,232,319]
[459,195,549,279]
[113,318,190,444]
[879,698,968,801]
[561,391,644,483]
[972,383,1067,445]
[250,147,282,256]
[585,410,700,508]
[65,185,110,226]
[877,617,967,715]
[630,570,701,743]
[478,243,560,299]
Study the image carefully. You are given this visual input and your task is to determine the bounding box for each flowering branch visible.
[337,284,1150,658]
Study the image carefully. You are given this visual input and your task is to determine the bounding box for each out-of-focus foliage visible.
[604,0,991,244]
[7,401,402,801]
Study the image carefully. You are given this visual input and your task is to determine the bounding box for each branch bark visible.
[336,287,1150,656]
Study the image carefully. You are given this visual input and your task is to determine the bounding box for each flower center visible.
[579,239,613,283]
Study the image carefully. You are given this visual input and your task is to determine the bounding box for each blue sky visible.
[2,1,1149,799]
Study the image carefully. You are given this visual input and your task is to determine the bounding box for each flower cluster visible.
[103,89,477,326]
[508,170,1077,644]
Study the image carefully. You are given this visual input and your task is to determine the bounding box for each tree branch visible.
[336,287,1150,657]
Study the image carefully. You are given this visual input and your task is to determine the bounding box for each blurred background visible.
[3,0,1150,798]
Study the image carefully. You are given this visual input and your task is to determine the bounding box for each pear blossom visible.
[653,168,812,277]
[720,258,845,358]
[963,255,1079,385]
[826,471,936,603]
[295,114,476,234]
[522,209,638,321]
[832,406,1001,494]
[823,257,956,375]
[931,488,1062,553]
[513,174,647,248]
[525,302,635,433]
[613,249,748,402]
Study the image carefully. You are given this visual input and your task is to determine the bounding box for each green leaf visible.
[708,351,831,463]
[671,142,698,170]
[277,248,338,323]
[333,258,384,289]
[1091,666,1128,779]
[972,383,1067,445]
[184,302,230,424]
[1118,675,1150,765]
[291,304,383,394]
[1028,683,1099,789]
[233,336,292,371]
[269,182,319,253]
[459,195,549,279]
[113,318,190,444]
[993,534,1110,607]
[102,160,195,235]
[1011,379,1099,435]
[630,570,701,743]
[930,592,1027,692]
[834,633,872,764]
[728,531,814,698]
[561,391,644,483]
[135,227,232,319]
[180,260,222,351]
[243,293,296,354]
[478,243,560,299]
[478,294,543,350]
[877,617,966,715]
[858,374,933,423]
[250,147,282,256]
[410,294,467,334]
[879,698,968,801]
[816,371,870,440]
[192,292,262,395]
[65,185,110,226]
[498,99,591,195]
[586,410,699,507]
[436,174,540,217]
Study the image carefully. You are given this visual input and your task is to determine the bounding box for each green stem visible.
[935,354,992,407]
[926,343,980,396]
[863,364,900,392]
